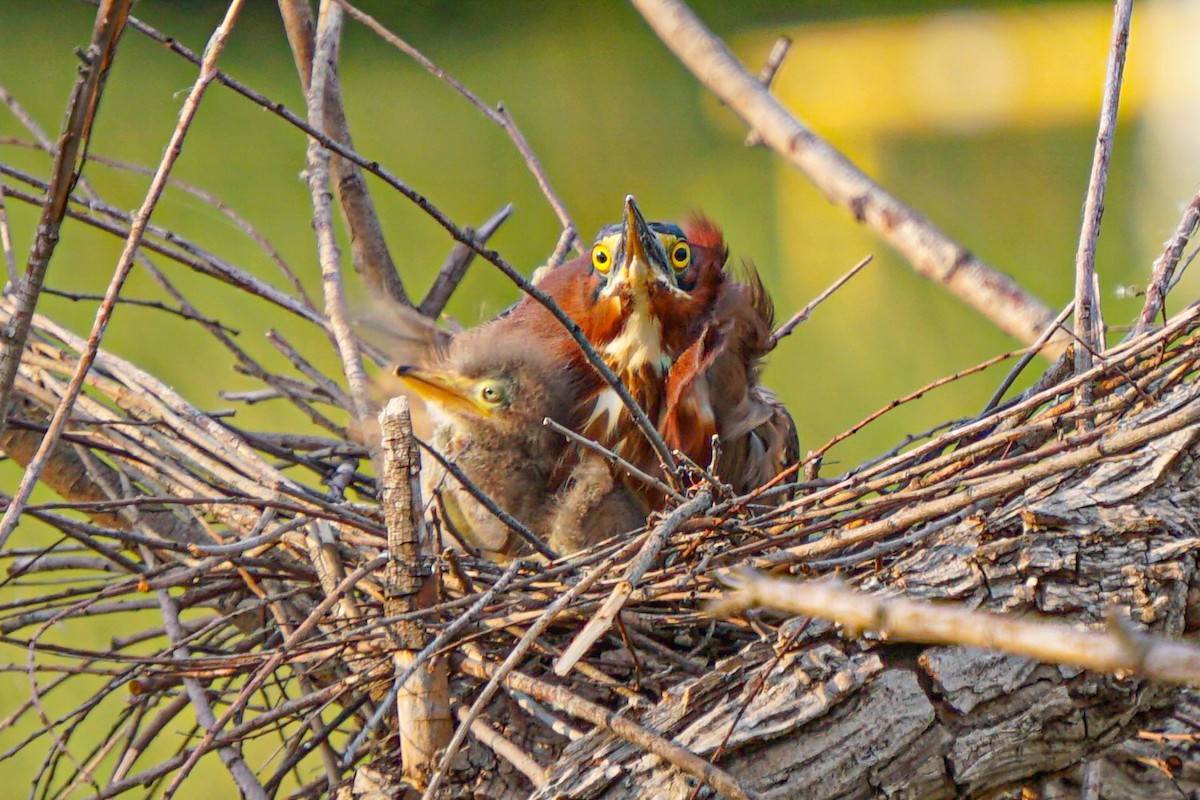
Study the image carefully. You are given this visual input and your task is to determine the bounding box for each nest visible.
[5,283,1200,797]
[5,3,1200,798]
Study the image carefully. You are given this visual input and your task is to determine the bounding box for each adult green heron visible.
[394,331,643,560]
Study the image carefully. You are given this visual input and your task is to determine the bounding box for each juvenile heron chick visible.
[395,333,642,560]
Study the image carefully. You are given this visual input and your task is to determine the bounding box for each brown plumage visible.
[394,328,643,560]
[660,248,800,498]
[517,197,724,499]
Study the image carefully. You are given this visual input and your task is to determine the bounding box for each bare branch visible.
[1073,0,1132,395]
[629,0,1064,355]
[712,571,1200,687]
[0,0,132,438]
[1135,191,1200,335]
[278,0,409,306]
[0,0,244,551]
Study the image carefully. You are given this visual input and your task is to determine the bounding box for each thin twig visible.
[419,203,513,319]
[1072,0,1132,392]
[771,254,872,344]
[629,0,1063,354]
[0,0,132,439]
[334,0,577,249]
[979,300,1074,416]
[745,35,792,147]
[0,1,244,551]
[543,416,682,501]
[1135,191,1200,336]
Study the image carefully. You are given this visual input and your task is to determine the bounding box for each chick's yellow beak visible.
[394,365,492,418]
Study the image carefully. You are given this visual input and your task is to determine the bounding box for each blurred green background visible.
[2,0,1198,795]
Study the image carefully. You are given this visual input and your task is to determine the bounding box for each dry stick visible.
[334,0,578,249]
[1135,191,1200,336]
[630,0,1062,354]
[107,8,675,477]
[0,1,244,551]
[421,541,639,800]
[543,416,682,501]
[278,0,408,306]
[419,203,513,319]
[744,35,792,148]
[555,490,711,676]
[454,705,547,788]
[1072,0,1132,395]
[456,657,760,800]
[305,1,374,425]
[378,397,451,785]
[763,380,1200,565]
[712,571,1200,687]
[416,437,558,559]
[0,187,17,288]
[158,553,387,798]
[0,0,132,441]
[341,556,525,768]
[979,300,1074,416]
[772,253,872,344]
[142,547,267,800]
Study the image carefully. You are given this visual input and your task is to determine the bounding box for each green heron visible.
[525,196,724,489]
[530,197,797,501]
[394,332,643,560]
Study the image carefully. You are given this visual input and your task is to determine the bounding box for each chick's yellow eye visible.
[591,243,613,273]
[669,241,691,271]
[479,384,503,405]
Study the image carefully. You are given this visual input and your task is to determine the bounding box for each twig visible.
[422,542,637,799]
[416,437,558,560]
[1072,0,1132,391]
[456,657,761,800]
[40,287,240,334]
[304,1,374,426]
[0,0,243,551]
[0,0,132,439]
[278,0,409,306]
[629,0,1063,354]
[744,35,792,147]
[771,253,872,343]
[333,0,577,248]
[979,300,1074,416]
[419,204,513,319]
[543,416,682,501]
[555,490,712,676]
[712,570,1200,687]
[1135,191,1200,335]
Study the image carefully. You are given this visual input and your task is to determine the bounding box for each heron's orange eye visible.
[591,243,613,273]
[669,241,691,271]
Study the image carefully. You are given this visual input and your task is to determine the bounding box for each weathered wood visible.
[530,378,1200,799]
[379,396,451,787]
